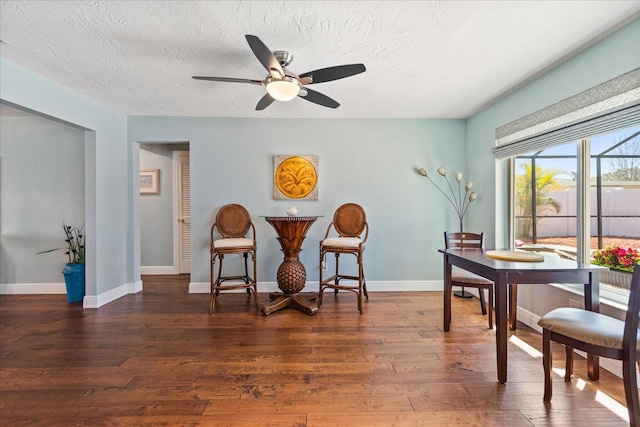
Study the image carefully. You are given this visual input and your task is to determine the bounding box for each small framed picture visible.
[140,169,159,194]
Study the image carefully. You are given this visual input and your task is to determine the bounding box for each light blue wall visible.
[466,18,640,318]
[0,115,85,284]
[129,117,467,284]
[0,57,132,301]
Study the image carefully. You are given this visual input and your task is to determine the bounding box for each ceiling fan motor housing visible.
[274,50,294,67]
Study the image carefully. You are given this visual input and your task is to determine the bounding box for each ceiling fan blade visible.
[192,76,263,86]
[299,88,340,109]
[255,94,275,110]
[299,64,366,84]
[245,35,284,78]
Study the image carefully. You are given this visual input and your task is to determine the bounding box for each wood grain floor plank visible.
[0,275,631,426]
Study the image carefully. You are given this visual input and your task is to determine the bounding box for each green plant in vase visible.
[38,222,86,302]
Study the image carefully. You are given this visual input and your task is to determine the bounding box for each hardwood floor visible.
[0,275,632,426]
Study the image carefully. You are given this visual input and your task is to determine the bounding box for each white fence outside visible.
[534,189,640,238]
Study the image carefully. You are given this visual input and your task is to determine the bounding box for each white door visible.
[174,150,190,274]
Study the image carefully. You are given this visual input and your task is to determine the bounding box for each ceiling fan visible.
[192,35,366,110]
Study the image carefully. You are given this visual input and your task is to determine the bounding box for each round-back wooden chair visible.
[319,203,369,314]
[209,204,258,314]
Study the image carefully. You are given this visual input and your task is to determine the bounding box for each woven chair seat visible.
[213,238,254,249]
[321,237,363,249]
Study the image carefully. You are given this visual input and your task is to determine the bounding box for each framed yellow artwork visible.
[273,155,318,200]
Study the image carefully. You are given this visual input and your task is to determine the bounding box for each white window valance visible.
[493,68,640,159]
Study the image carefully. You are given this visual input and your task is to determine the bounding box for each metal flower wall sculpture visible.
[418,167,477,233]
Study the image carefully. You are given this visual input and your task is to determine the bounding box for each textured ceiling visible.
[1,1,639,119]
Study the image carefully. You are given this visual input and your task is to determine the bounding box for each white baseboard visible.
[0,282,66,294]
[1,280,143,308]
[141,266,178,275]
[83,280,143,308]
[188,280,442,294]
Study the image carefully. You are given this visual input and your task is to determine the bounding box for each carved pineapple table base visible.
[260,216,320,316]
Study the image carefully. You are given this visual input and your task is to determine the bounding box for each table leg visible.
[495,275,508,384]
[443,255,452,332]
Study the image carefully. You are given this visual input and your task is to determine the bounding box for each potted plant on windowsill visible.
[38,223,85,303]
[591,246,639,290]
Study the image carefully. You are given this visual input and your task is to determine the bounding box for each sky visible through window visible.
[525,125,640,176]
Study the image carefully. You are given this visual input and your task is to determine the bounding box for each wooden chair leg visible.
[209,283,218,314]
[564,346,573,381]
[209,291,215,315]
[209,254,219,315]
[358,253,364,314]
[623,360,640,427]
[363,276,368,299]
[543,329,553,402]
[487,287,494,329]
[209,254,226,314]
[252,252,259,309]
[318,249,325,306]
[478,287,487,315]
[333,253,340,295]
[243,253,249,282]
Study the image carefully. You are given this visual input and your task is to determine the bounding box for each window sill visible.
[551,282,629,312]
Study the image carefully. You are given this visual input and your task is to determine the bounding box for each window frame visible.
[509,131,639,306]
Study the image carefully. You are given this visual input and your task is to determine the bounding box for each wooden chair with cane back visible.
[319,203,369,314]
[209,204,258,314]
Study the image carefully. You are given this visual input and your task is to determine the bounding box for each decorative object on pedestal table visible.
[418,166,478,298]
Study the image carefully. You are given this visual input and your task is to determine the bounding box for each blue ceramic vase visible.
[62,263,85,303]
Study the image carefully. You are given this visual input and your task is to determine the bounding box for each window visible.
[512,126,640,296]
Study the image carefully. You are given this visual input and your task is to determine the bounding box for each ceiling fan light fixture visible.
[265,76,300,101]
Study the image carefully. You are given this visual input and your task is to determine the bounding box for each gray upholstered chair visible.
[209,204,258,314]
[319,203,369,314]
[444,232,495,328]
[538,265,640,426]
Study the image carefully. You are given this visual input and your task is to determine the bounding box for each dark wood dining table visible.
[440,248,603,384]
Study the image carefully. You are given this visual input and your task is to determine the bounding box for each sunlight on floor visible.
[509,335,542,358]
[596,390,630,423]
[509,334,629,423]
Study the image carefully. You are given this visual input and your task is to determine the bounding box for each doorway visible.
[139,143,190,275]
